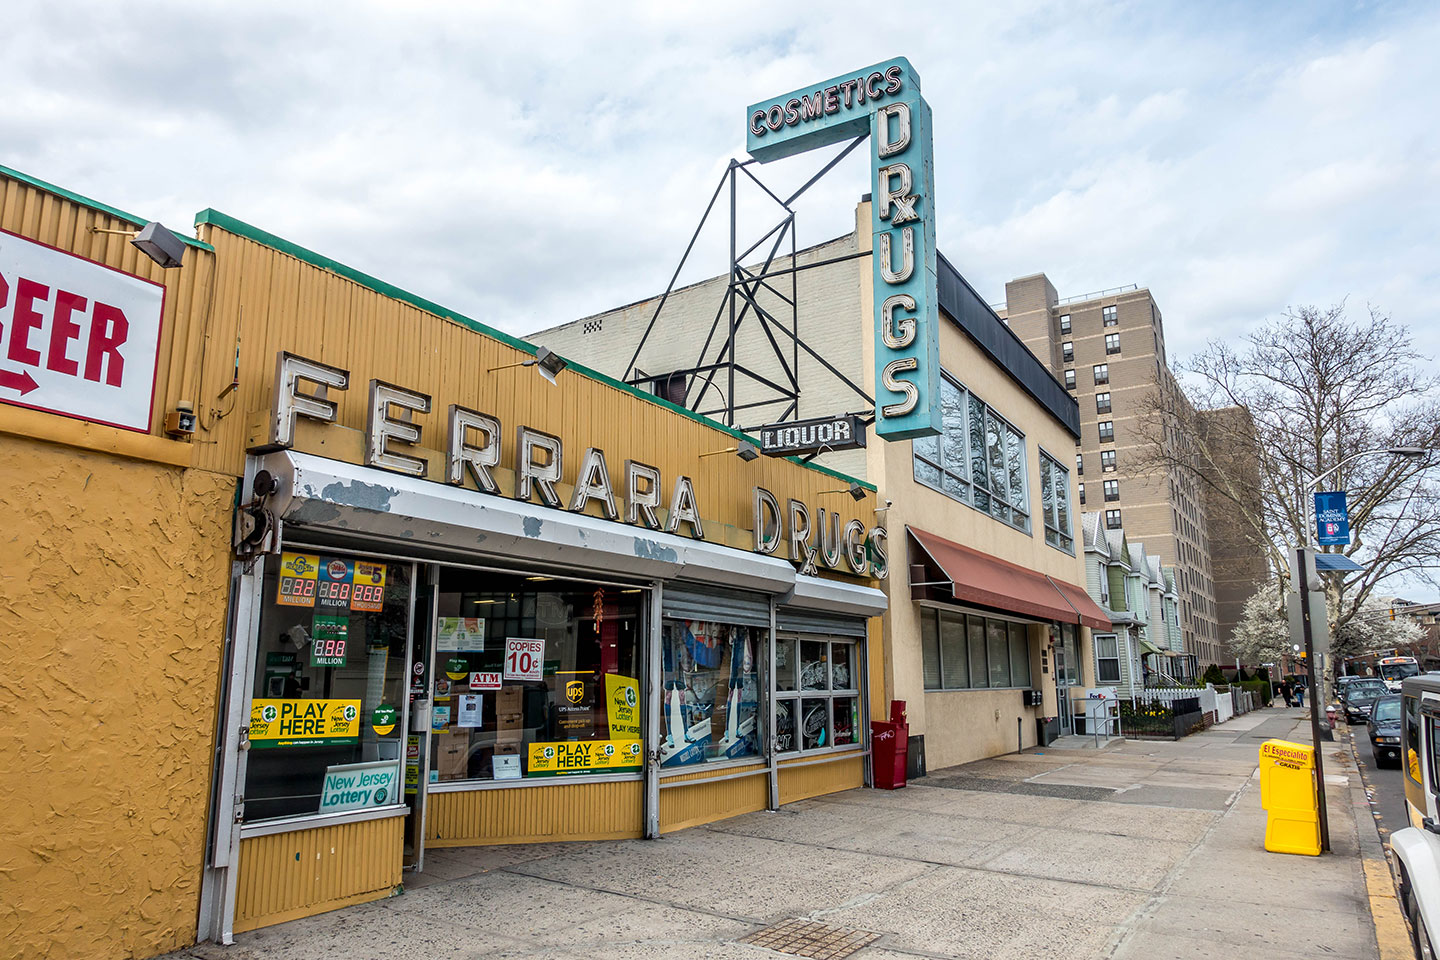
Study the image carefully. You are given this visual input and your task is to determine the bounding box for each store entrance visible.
[1054,622,1079,736]
[403,565,435,871]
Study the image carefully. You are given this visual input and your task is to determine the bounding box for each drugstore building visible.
[0,165,887,957]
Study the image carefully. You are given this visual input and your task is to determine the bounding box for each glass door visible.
[403,565,435,870]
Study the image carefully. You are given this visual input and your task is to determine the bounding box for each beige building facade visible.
[1000,275,1233,666]
[533,202,1112,772]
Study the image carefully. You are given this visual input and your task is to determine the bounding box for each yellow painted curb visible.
[1366,855,1413,959]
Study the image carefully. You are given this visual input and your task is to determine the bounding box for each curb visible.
[1344,724,1414,960]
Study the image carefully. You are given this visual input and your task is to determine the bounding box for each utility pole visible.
[1295,545,1331,853]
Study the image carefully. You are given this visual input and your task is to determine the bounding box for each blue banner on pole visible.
[1314,490,1350,546]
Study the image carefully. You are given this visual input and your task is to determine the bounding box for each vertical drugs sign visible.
[745,57,940,441]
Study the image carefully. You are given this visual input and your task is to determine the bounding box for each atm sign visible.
[0,227,165,432]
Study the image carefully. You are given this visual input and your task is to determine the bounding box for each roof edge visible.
[1,163,213,251]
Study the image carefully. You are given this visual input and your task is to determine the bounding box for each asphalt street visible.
[1348,718,1411,838]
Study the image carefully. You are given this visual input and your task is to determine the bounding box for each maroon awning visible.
[909,526,1112,631]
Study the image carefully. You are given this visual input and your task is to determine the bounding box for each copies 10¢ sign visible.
[0,228,165,432]
[503,638,545,682]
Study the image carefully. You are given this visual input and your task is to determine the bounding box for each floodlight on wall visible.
[488,346,569,385]
[820,482,867,501]
[699,440,760,462]
[90,221,186,268]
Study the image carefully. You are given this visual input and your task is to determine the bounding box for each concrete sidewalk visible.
[179,707,1385,960]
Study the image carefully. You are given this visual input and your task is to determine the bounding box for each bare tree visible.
[1137,303,1440,663]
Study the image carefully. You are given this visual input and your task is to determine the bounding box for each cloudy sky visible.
[5,0,1437,364]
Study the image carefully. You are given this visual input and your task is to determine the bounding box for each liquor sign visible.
[757,414,866,457]
[0,227,165,432]
[746,58,940,441]
[1314,491,1350,546]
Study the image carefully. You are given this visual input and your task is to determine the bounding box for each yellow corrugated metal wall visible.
[779,757,864,805]
[425,781,644,846]
[183,221,878,542]
[659,769,769,833]
[233,815,403,933]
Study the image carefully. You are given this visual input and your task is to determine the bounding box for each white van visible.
[1393,675,1440,958]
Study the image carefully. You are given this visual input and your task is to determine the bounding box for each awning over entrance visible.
[1139,638,1164,656]
[908,526,1111,631]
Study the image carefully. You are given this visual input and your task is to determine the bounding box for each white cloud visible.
[0,0,1436,365]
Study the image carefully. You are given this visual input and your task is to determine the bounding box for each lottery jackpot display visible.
[277,551,386,613]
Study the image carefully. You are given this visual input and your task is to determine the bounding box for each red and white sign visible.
[502,638,545,682]
[0,227,165,432]
[469,671,502,690]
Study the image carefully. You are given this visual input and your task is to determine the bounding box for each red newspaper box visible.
[871,717,909,789]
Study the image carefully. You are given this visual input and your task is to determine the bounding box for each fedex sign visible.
[0,228,164,432]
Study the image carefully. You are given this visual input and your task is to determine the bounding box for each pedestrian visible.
[1280,680,1294,707]
[1295,681,1306,708]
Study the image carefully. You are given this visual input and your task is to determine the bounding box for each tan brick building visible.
[1000,275,1235,666]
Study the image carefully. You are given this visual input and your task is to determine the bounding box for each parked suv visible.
[1368,695,1403,767]
[1343,679,1390,724]
[1391,676,1440,959]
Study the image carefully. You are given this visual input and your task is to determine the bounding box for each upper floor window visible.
[1062,341,1074,363]
[1093,364,1109,385]
[1105,333,1121,355]
[912,373,1030,533]
[1059,314,1071,334]
[1106,509,1122,530]
[1078,482,1086,505]
[1103,479,1120,502]
[1098,421,1115,442]
[1064,369,1076,391]
[1096,392,1111,414]
[1100,449,1116,472]
[1102,305,1118,326]
[1075,453,1083,476]
[1039,451,1074,553]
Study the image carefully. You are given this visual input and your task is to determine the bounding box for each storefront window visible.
[920,609,1035,691]
[244,551,411,823]
[661,618,764,767]
[430,570,645,782]
[776,636,861,754]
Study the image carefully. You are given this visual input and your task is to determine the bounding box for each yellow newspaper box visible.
[1260,739,1321,856]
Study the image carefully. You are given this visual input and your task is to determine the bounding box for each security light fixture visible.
[699,440,760,462]
[487,346,569,385]
[1388,446,1429,457]
[821,482,867,501]
[90,220,187,268]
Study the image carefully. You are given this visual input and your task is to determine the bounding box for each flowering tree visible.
[1231,579,1424,666]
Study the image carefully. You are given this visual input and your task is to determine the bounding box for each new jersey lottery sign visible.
[0,228,165,432]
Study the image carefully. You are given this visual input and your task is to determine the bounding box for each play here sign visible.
[0,228,165,432]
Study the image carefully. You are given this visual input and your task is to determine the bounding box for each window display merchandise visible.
[429,571,644,782]
[660,619,764,767]
[773,636,860,755]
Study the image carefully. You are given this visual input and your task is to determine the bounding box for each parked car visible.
[1391,676,1440,959]
[1368,695,1403,767]
[1342,678,1390,724]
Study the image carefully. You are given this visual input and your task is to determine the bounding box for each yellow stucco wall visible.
[0,434,234,959]
[854,201,1094,770]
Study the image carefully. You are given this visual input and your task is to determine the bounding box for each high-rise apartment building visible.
[1001,274,1229,665]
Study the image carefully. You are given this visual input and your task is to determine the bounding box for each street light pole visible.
[1294,445,1430,855]
[1293,544,1330,853]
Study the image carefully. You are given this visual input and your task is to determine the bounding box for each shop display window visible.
[661,618,765,767]
[243,552,411,823]
[430,571,645,782]
[775,636,861,755]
